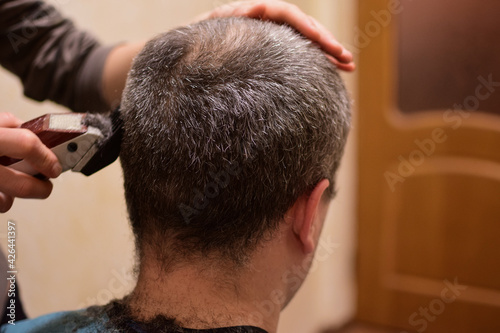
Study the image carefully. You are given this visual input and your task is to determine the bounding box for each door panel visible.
[397,0,500,115]
[357,0,500,332]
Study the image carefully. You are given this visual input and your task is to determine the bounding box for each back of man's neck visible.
[126,261,279,333]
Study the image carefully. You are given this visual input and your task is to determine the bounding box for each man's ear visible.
[292,179,330,254]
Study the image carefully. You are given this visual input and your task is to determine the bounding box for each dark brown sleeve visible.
[0,0,112,113]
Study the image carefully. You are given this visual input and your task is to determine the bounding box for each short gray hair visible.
[120,17,350,267]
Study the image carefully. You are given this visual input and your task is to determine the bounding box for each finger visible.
[0,113,22,128]
[235,2,354,66]
[306,16,353,64]
[325,54,356,72]
[0,192,14,213]
[206,1,319,39]
[246,1,322,40]
[0,165,53,199]
[0,128,62,178]
[335,62,356,72]
[199,0,355,70]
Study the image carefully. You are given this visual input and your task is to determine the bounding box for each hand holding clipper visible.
[0,111,122,212]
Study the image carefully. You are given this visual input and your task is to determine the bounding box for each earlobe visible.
[293,179,330,254]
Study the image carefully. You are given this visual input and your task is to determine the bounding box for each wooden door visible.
[356,0,500,332]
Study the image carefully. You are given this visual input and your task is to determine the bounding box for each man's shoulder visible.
[0,306,269,333]
[0,307,108,333]
[191,327,268,333]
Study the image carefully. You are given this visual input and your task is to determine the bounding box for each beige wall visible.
[0,1,358,332]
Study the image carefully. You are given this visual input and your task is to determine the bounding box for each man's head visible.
[120,17,350,271]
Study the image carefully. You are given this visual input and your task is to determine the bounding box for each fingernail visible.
[341,49,353,62]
